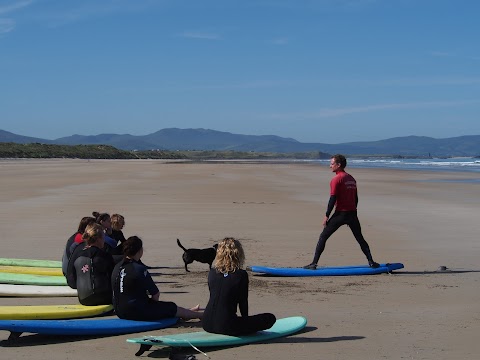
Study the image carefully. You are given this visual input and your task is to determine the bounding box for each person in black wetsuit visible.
[66,223,115,306]
[92,211,120,250]
[111,236,203,321]
[110,213,127,246]
[61,216,95,276]
[202,237,276,336]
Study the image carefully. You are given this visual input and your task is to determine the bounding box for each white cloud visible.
[0,18,15,33]
[272,37,290,45]
[431,51,480,62]
[23,1,165,28]
[431,51,454,57]
[177,31,221,40]
[0,0,33,15]
[268,100,480,120]
[0,0,33,34]
[313,75,480,88]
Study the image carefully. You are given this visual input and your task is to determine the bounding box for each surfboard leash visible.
[185,340,210,359]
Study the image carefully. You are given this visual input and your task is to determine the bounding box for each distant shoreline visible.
[2,142,478,160]
[2,156,479,174]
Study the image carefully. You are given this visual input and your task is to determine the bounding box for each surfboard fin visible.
[8,331,22,342]
[135,344,152,356]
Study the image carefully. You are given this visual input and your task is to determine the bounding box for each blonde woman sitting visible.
[202,237,276,335]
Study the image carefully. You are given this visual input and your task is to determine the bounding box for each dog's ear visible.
[213,244,218,249]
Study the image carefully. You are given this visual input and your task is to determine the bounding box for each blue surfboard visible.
[247,263,404,276]
[0,317,178,340]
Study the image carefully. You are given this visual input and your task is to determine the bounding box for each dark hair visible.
[77,217,96,233]
[92,211,110,223]
[332,154,347,169]
[123,236,143,257]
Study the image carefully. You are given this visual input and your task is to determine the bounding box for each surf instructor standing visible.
[304,154,379,270]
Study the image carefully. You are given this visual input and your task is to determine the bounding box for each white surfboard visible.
[0,284,77,297]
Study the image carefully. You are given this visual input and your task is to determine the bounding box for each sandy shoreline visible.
[1,159,479,359]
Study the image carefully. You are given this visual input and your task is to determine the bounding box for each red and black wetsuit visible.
[310,170,375,265]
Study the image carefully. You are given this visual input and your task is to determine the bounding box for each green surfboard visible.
[127,316,307,352]
[0,258,62,268]
[0,272,67,286]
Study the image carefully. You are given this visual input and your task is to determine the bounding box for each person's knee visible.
[264,313,276,328]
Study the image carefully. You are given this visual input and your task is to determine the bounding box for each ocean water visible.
[314,157,480,174]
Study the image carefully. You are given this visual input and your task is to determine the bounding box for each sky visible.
[1,0,479,144]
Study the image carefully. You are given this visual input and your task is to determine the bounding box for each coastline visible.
[0,160,479,359]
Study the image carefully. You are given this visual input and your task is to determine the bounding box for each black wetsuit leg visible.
[311,211,347,264]
[345,212,374,263]
[224,313,276,336]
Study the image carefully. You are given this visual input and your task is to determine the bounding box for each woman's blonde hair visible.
[111,214,125,231]
[82,223,104,246]
[214,237,245,274]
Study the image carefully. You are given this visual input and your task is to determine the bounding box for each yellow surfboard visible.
[0,304,114,320]
[0,266,63,277]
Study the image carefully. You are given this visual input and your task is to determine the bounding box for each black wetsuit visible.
[61,232,77,276]
[202,268,276,336]
[108,230,126,257]
[111,229,127,244]
[66,245,115,306]
[312,210,374,265]
[111,258,177,320]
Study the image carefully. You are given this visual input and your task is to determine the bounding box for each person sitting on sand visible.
[61,216,95,276]
[109,213,151,267]
[110,213,127,246]
[66,223,115,306]
[202,237,276,335]
[111,236,203,321]
[92,211,117,250]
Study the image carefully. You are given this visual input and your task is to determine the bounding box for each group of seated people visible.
[62,212,276,336]
[61,212,125,275]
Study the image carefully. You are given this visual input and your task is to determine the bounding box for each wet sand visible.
[0,159,479,359]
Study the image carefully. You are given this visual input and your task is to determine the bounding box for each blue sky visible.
[1,0,479,144]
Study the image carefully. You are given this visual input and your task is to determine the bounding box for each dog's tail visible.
[176,238,188,252]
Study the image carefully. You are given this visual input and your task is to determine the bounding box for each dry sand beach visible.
[0,159,479,360]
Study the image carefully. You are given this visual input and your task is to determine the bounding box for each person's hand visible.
[323,216,329,227]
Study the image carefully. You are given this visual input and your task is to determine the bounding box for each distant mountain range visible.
[1,128,479,157]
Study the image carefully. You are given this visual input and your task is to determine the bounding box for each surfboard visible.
[0,317,178,340]
[127,316,307,355]
[0,284,77,297]
[246,263,404,276]
[0,266,63,276]
[0,272,67,286]
[0,304,113,320]
[0,258,62,268]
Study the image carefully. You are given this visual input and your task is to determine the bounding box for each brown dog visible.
[176,239,218,272]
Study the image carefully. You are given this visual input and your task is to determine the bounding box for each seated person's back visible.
[112,236,203,321]
[203,237,276,336]
[67,223,115,306]
[61,216,95,276]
